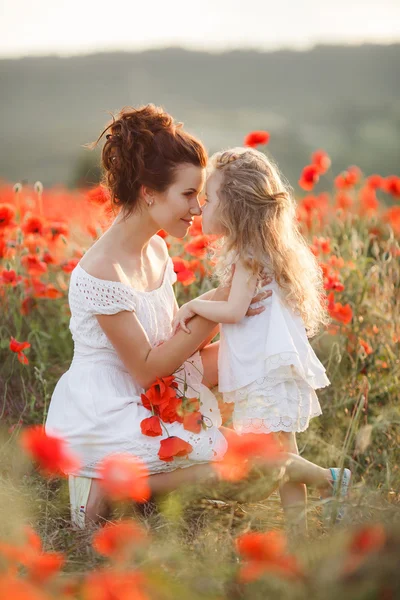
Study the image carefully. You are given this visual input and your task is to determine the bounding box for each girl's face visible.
[202,169,225,236]
[148,164,205,238]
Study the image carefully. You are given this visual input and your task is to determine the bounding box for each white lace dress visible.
[45,257,228,479]
[218,277,330,434]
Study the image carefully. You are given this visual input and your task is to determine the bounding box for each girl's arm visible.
[173,260,258,332]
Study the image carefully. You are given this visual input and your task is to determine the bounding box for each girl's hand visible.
[172,302,196,335]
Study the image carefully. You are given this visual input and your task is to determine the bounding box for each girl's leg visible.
[278,432,308,536]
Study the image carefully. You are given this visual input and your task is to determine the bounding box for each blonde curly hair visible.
[208,147,331,338]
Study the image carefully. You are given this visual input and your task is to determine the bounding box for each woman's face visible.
[148,164,205,238]
[202,169,225,236]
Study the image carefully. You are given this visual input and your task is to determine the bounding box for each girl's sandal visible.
[320,467,352,526]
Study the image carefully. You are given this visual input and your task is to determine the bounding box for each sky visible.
[1,0,400,58]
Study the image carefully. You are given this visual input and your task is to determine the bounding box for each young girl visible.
[172,147,351,527]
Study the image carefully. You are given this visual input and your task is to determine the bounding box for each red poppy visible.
[183,411,203,434]
[383,175,400,198]
[327,292,353,324]
[92,519,148,562]
[140,415,162,437]
[0,575,51,599]
[9,336,31,365]
[158,395,184,424]
[86,185,111,205]
[383,206,400,234]
[244,131,270,148]
[172,256,196,286]
[61,258,79,273]
[20,425,81,478]
[213,429,281,481]
[21,297,37,315]
[0,203,16,229]
[366,174,383,190]
[311,149,331,174]
[21,216,45,236]
[359,338,373,355]
[298,165,320,191]
[359,186,379,214]
[141,376,178,411]
[158,436,193,462]
[21,254,48,275]
[44,221,69,241]
[82,569,149,600]
[335,166,362,189]
[236,530,303,582]
[157,229,168,239]
[1,269,22,286]
[184,235,210,259]
[335,191,353,211]
[97,453,150,502]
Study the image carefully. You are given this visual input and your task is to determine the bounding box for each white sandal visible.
[68,475,93,530]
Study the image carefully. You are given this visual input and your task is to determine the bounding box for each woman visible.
[45,104,347,529]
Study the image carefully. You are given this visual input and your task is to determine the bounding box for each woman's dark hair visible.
[88,104,208,216]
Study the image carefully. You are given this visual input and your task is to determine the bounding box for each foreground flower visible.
[1,269,22,286]
[299,165,320,191]
[158,436,193,462]
[97,453,150,502]
[9,336,31,365]
[92,519,148,562]
[236,530,303,582]
[0,525,64,585]
[213,429,282,481]
[82,569,149,600]
[140,376,179,410]
[343,524,387,575]
[20,425,81,477]
[244,130,270,148]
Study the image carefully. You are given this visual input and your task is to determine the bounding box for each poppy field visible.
[0,136,400,599]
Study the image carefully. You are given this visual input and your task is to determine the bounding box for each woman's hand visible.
[246,274,273,316]
[172,301,196,334]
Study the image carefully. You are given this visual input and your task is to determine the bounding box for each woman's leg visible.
[200,341,220,388]
[278,432,308,536]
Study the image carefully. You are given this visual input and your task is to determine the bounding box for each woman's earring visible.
[147,200,153,207]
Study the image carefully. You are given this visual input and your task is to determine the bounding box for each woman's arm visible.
[96,285,229,390]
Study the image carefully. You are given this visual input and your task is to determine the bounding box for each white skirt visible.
[222,364,323,434]
[45,349,227,478]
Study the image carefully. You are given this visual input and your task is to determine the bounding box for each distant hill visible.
[1,44,399,189]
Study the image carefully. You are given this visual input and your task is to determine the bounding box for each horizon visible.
[2,0,400,59]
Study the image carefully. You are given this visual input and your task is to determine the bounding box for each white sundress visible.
[218,274,331,435]
[45,255,228,479]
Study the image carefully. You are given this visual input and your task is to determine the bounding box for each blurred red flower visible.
[158,436,193,462]
[335,166,362,189]
[213,429,281,481]
[0,203,16,229]
[236,530,303,582]
[1,269,22,286]
[20,425,81,477]
[172,256,196,286]
[97,453,150,502]
[86,185,111,205]
[184,235,210,259]
[244,130,270,148]
[311,149,331,174]
[21,254,48,276]
[383,175,400,198]
[327,292,353,324]
[366,174,383,190]
[92,519,148,562]
[21,216,45,236]
[299,165,320,191]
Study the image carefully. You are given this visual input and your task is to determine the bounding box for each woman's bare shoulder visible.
[79,245,125,284]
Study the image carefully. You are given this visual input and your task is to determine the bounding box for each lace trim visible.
[234,409,323,435]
